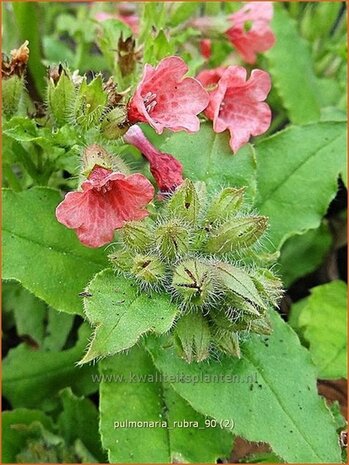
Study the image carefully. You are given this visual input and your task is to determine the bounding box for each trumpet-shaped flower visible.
[56,166,154,247]
[127,56,209,134]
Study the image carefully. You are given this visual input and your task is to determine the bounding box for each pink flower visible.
[56,166,154,248]
[197,66,272,154]
[127,56,209,134]
[124,125,183,194]
[226,2,275,64]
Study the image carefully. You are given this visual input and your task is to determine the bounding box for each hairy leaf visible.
[80,269,178,364]
[146,311,341,463]
[58,388,107,462]
[99,345,232,463]
[290,281,347,380]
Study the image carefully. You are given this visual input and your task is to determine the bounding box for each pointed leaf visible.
[290,281,347,380]
[80,269,178,363]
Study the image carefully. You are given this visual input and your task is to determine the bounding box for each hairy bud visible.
[106,179,282,362]
[73,75,107,129]
[205,187,245,224]
[101,107,130,139]
[155,220,190,261]
[121,221,152,252]
[166,179,200,224]
[131,254,166,287]
[2,41,29,117]
[174,312,211,363]
[46,64,76,126]
[206,216,268,253]
[172,259,214,307]
[252,269,283,306]
[81,144,129,177]
[109,249,134,272]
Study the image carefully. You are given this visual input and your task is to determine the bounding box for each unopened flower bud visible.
[213,261,266,309]
[205,187,245,224]
[124,125,184,194]
[227,293,261,317]
[249,315,273,335]
[174,312,211,363]
[2,75,24,116]
[73,75,107,129]
[166,179,200,224]
[155,220,190,261]
[251,269,283,306]
[101,107,130,139]
[81,144,129,177]
[46,64,76,126]
[2,41,29,117]
[121,220,152,252]
[109,249,134,272]
[172,259,213,307]
[206,216,268,253]
[216,332,241,358]
[210,310,241,357]
[131,254,166,287]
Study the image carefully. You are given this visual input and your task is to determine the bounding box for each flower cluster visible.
[109,180,283,361]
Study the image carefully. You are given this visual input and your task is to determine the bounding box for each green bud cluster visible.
[109,180,283,363]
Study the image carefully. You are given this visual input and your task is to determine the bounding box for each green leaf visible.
[3,283,46,346]
[146,310,341,463]
[163,384,233,463]
[43,308,74,351]
[142,123,257,202]
[266,5,321,124]
[3,324,98,409]
[79,269,178,364]
[255,122,346,250]
[290,281,347,380]
[58,388,107,462]
[3,282,74,350]
[99,345,232,463]
[143,29,175,66]
[2,409,54,463]
[278,222,332,287]
[2,187,108,314]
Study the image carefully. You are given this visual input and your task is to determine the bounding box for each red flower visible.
[226,2,275,64]
[124,125,184,194]
[127,56,209,134]
[197,66,272,154]
[199,39,212,60]
[56,166,154,248]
